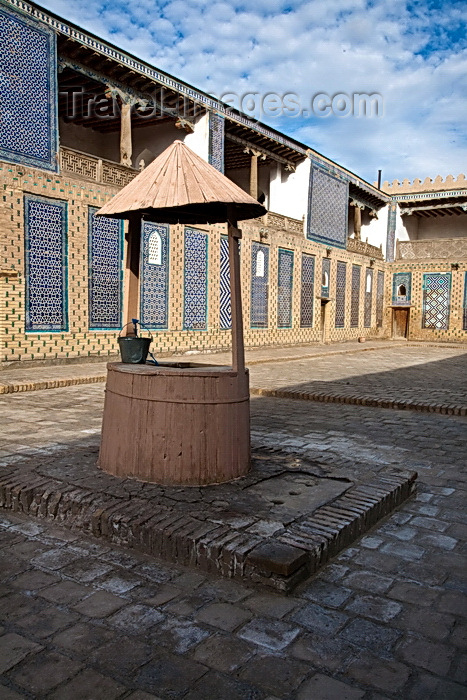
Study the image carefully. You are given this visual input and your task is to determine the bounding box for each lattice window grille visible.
[251,242,269,328]
[141,223,169,330]
[300,254,315,328]
[376,271,384,328]
[88,207,123,330]
[184,228,208,330]
[364,268,373,327]
[335,261,346,328]
[350,265,361,328]
[463,273,467,331]
[422,273,451,330]
[392,272,411,305]
[25,196,67,331]
[277,248,294,328]
[220,235,231,330]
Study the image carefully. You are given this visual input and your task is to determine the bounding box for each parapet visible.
[374,174,467,195]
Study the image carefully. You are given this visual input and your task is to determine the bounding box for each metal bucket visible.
[118,336,152,364]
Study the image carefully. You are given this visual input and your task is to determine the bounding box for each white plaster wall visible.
[226,165,271,209]
[269,158,310,221]
[361,204,389,257]
[416,213,467,239]
[59,119,120,162]
[132,113,209,169]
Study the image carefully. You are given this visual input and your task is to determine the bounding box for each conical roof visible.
[97,140,266,224]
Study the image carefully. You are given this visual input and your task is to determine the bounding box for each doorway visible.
[392,308,409,339]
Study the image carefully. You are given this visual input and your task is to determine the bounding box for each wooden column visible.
[123,215,141,333]
[249,153,258,200]
[227,211,245,374]
[354,205,362,240]
[120,101,133,167]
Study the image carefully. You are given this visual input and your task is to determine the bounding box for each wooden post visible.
[120,101,133,167]
[227,210,245,374]
[354,205,362,240]
[123,215,141,333]
[249,153,258,200]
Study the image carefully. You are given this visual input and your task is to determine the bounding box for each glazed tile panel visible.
[24,196,67,331]
[277,248,294,328]
[251,242,269,328]
[140,223,170,330]
[209,113,225,173]
[307,166,348,248]
[184,228,208,330]
[464,273,467,331]
[88,208,123,330]
[300,253,315,328]
[392,272,412,305]
[321,257,331,298]
[422,273,451,330]
[335,261,346,328]
[220,235,231,329]
[350,264,361,327]
[376,270,384,328]
[364,268,373,328]
[0,5,58,171]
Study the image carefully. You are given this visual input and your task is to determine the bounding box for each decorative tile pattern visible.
[277,248,294,328]
[184,227,208,330]
[307,166,348,248]
[335,261,347,328]
[300,253,315,328]
[251,242,269,328]
[392,272,411,305]
[350,265,361,327]
[141,223,169,329]
[209,113,225,173]
[0,5,58,171]
[321,257,331,298]
[386,203,397,262]
[376,270,384,328]
[88,208,123,330]
[24,195,67,331]
[220,235,231,330]
[422,273,451,330]
[464,273,467,331]
[364,268,373,328]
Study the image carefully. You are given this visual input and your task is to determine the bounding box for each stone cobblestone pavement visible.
[0,347,466,698]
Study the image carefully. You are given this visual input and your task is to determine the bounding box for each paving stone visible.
[407,672,467,699]
[291,632,358,672]
[342,570,394,594]
[300,580,353,607]
[125,693,163,700]
[345,593,402,622]
[6,650,83,695]
[340,619,401,656]
[135,654,208,697]
[49,668,126,700]
[38,580,91,606]
[239,654,310,696]
[450,622,467,648]
[410,515,450,532]
[359,535,384,549]
[15,606,79,639]
[53,622,116,657]
[347,653,411,693]
[183,669,263,700]
[10,569,60,591]
[417,532,458,550]
[7,540,50,560]
[30,547,84,570]
[237,617,301,651]
[94,569,142,595]
[296,673,365,700]
[0,591,45,622]
[0,633,43,674]
[90,636,152,675]
[142,583,182,607]
[291,602,349,634]
[398,637,455,676]
[243,592,302,618]
[192,633,254,673]
[152,616,211,654]
[437,590,467,616]
[72,590,127,618]
[164,592,214,617]
[59,558,114,582]
[196,579,252,603]
[394,607,455,640]
[380,542,425,561]
[106,604,164,634]
[387,581,440,607]
[0,685,25,699]
[196,602,252,632]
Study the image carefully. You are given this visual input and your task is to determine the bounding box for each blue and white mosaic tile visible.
[376,270,384,328]
[220,235,231,330]
[0,5,58,171]
[209,112,224,173]
[277,248,294,328]
[140,223,170,330]
[88,208,123,330]
[350,264,361,327]
[184,228,208,330]
[335,261,347,328]
[300,253,314,328]
[307,165,348,248]
[24,195,67,331]
[422,273,451,330]
[464,272,467,331]
[251,242,269,328]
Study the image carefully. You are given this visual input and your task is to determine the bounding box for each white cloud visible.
[39,0,467,183]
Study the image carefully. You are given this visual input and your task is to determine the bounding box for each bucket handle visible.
[118,319,153,341]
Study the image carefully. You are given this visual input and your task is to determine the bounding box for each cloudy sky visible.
[40,0,466,185]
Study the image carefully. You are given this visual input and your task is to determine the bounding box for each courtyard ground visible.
[0,342,466,699]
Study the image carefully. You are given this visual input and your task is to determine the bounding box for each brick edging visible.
[0,466,416,592]
[250,387,467,416]
[0,375,106,394]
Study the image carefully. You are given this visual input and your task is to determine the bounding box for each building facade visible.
[0,0,466,368]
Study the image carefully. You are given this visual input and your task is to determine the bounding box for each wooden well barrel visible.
[98,362,250,485]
